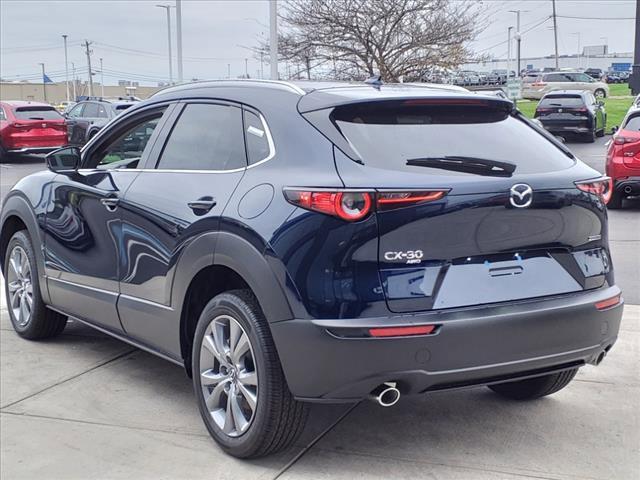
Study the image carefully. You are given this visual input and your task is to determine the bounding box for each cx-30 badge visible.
[509,184,533,208]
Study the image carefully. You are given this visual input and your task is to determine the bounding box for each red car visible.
[0,101,67,162]
[606,106,640,208]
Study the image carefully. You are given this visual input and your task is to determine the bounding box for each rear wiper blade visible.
[406,156,516,177]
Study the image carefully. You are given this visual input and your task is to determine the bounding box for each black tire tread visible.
[193,289,308,458]
[4,230,67,340]
[488,368,578,400]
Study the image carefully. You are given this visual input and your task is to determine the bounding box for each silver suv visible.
[523,71,609,100]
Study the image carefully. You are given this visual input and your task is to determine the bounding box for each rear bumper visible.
[271,287,623,402]
[614,177,640,196]
[7,146,64,154]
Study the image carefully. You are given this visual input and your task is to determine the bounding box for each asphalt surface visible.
[0,139,639,479]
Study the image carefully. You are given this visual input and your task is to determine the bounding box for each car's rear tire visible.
[488,368,578,400]
[585,129,596,143]
[608,190,623,209]
[3,230,67,339]
[0,144,9,163]
[192,289,308,458]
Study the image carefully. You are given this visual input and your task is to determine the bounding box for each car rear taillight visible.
[533,82,547,87]
[614,135,639,145]
[284,190,373,221]
[575,177,612,204]
[377,190,448,211]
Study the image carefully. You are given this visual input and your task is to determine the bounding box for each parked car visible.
[0,101,67,162]
[605,72,623,84]
[491,69,516,85]
[65,98,138,145]
[534,90,606,142]
[522,71,609,100]
[584,68,604,80]
[1,80,623,459]
[606,104,640,208]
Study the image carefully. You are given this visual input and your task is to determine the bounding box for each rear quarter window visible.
[329,100,574,175]
[13,107,62,120]
[623,114,640,131]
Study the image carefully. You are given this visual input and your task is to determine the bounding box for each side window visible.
[97,104,109,118]
[157,103,246,171]
[0,107,6,121]
[87,109,166,169]
[67,104,84,118]
[83,103,99,118]
[244,110,273,165]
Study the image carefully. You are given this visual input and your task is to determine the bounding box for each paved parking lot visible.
[1,139,639,479]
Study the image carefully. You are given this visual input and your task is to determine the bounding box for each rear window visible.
[330,101,574,175]
[623,114,640,131]
[539,95,585,107]
[13,107,62,120]
[523,75,540,84]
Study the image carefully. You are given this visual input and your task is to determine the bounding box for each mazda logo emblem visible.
[509,184,533,208]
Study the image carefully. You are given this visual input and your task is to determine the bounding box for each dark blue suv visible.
[0,80,624,458]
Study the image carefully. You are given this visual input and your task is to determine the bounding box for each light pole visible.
[39,63,47,103]
[71,62,76,101]
[509,10,528,75]
[269,0,278,79]
[62,34,70,102]
[507,27,513,81]
[156,4,174,84]
[176,0,184,83]
[571,32,581,68]
[100,58,104,97]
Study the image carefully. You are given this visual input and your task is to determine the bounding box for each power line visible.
[555,15,634,20]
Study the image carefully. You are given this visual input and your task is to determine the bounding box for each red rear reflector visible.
[377,190,447,210]
[575,177,612,204]
[369,325,436,337]
[595,295,621,310]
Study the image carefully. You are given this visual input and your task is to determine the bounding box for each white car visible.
[522,71,609,100]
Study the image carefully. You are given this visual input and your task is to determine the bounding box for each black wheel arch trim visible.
[0,192,50,304]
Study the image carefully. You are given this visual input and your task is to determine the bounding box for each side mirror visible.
[611,126,619,134]
[46,146,81,172]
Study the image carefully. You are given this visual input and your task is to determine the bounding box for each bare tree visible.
[265,0,483,81]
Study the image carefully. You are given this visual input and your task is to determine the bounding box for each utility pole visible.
[269,0,278,79]
[62,34,70,102]
[156,4,173,84]
[571,32,581,68]
[176,0,184,83]
[71,62,77,101]
[551,0,559,69]
[227,63,231,79]
[83,40,94,96]
[100,58,104,98]
[39,63,47,103]
[631,0,640,95]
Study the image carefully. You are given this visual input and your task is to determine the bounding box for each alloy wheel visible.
[6,246,33,327]
[199,314,258,437]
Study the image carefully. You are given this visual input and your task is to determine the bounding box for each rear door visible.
[117,100,247,353]
[322,98,609,312]
[65,103,86,144]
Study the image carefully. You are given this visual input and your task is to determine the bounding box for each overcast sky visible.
[0,0,636,85]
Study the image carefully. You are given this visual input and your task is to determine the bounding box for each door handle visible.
[100,197,119,212]
[188,197,216,213]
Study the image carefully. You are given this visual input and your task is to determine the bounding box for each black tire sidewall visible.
[192,292,275,457]
[4,231,45,335]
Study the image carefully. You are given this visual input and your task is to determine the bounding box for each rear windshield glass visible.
[115,104,134,111]
[331,101,574,175]
[624,114,640,131]
[538,96,585,107]
[13,107,62,120]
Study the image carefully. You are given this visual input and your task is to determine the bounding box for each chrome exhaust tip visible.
[370,382,401,407]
